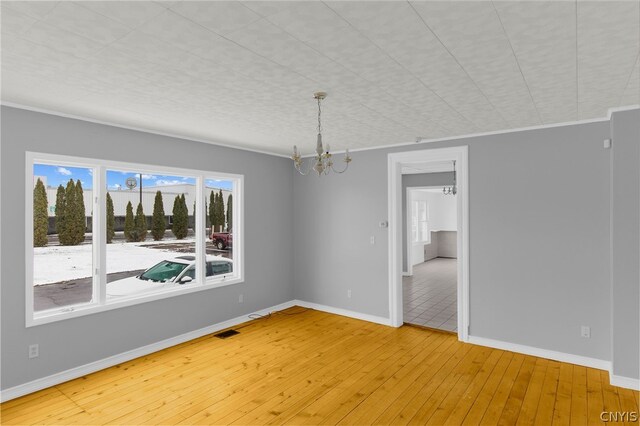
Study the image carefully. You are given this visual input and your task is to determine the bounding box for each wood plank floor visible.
[1,307,638,425]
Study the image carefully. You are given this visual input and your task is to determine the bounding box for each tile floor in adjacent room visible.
[403,257,458,332]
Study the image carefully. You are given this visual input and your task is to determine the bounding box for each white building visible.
[42,182,231,217]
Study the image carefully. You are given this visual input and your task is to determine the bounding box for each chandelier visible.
[291,92,352,176]
[443,160,457,195]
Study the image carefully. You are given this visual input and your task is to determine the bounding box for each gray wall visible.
[293,119,614,362]
[2,105,637,391]
[423,231,458,261]
[401,172,454,272]
[0,106,294,390]
[424,231,440,262]
[610,109,640,380]
[435,231,457,258]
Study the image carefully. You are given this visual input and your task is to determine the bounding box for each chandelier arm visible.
[294,158,315,176]
[330,158,350,174]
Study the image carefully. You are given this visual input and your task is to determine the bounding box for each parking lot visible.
[34,240,231,312]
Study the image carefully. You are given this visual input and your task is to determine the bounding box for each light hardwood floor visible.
[1,307,638,425]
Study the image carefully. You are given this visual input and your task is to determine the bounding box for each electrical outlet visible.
[581,326,591,338]
[238,294,243,304]
[370,236,375,245]
[347,289,352,298]
[28,344,39,359]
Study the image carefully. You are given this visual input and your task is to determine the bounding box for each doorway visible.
[404,187,458,332]
[387,146,469,342]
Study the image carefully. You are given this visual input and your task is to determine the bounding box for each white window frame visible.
[412,199,430,244]
[25,152,244,327]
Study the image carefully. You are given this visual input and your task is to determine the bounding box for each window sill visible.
[28,276,244,327]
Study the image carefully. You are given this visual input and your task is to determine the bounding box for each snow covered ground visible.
[33,238,196,285]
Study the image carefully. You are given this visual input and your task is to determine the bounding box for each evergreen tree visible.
[211,190,225,232]
[172,196,180,238]
[106,192,115,244]
[172,195,188,239]
[181,195,188,238]
[205,200,210,228]
[134,202,147,242]
[209,191,215,231]
[212,192,219,232]
[226,194,233,232]
[193,200,196,226]
[74,180,86,245]
[55,184,66,237]
[124,201,135,242]
[33,178,49,247]
[59,179,76,245]
[151,191,165,241]
[181,194,188,230]
[217,190,225,232]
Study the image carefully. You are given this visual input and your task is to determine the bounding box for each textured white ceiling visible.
[1,1,639,155]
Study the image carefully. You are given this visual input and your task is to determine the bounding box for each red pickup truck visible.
[210,232,232,250]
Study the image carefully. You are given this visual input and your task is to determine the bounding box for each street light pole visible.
[139,173,142,205]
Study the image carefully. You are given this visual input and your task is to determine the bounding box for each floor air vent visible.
[214,329,240,339]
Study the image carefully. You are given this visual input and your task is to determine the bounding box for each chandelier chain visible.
[317,97,322,134]
[442,160,457,195]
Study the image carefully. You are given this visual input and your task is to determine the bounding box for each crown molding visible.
[4,102,637,160]
[310,105,640,158]
[0,102,290,159]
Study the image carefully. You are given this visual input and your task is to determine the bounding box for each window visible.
[27,152,243,326]
[31,163,95,313]
[105,168,199,301]
[412,200,429,244]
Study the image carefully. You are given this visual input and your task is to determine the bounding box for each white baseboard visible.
[0,300,297,403]
[293,299,392,327]
[3,303,635,402]
[468,335,611,371]
[610,374,640,391]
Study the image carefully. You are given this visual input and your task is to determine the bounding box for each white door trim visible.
[388,146,469,342]
[405,187,414,277]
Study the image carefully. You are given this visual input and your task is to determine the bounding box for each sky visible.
[34,164,234,191]
[106,170,196,191]
[34,164,94,189]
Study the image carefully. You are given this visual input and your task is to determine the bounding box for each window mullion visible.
[196,176,205,285]
[96,165,107,305]
[235,176,243,282]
